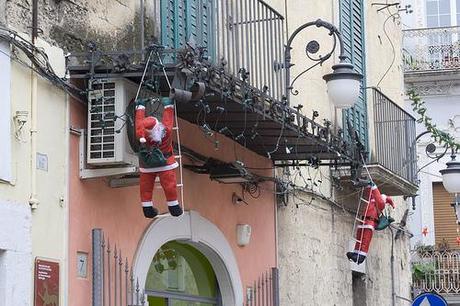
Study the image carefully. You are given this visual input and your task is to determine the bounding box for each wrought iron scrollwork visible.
[284,19,345,103]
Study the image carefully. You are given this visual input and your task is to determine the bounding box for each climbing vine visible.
[408,89,460,151]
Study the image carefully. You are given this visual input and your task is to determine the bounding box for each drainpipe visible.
[390,227,396,306]
[140,0,145,60]
[29,0,39,210]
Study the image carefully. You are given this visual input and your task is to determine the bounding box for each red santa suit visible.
[347,184,394,264]
[135,98,182,218]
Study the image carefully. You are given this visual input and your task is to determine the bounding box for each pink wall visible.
[68,99,277,305]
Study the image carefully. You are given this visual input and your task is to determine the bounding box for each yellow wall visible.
[0,34,69,305]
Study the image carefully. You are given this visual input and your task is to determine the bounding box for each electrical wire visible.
[0,26,84,102]
[376,7,401,88]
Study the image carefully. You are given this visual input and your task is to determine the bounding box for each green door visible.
[161,0,216,61]
[145,241,221,306]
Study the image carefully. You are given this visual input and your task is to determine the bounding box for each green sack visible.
[139,148,167,168]
[375,215,395,231]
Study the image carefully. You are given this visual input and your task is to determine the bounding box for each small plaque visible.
[34,259,59,306]
[36,153,48,171]
[77,252,88,278]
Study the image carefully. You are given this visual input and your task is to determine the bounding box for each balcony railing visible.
[213,0,285,101]
[403,26,460,72]
[368,88,417,185]
[412,250,460,296]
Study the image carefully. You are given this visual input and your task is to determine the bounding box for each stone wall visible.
[4,0,158,52]
[277,197,412,306]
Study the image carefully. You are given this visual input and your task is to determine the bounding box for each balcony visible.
[366,88,418,196]
[403,26,460,76]
[334,88,418,198]
[67,0,356,164]
[412,249,460,305]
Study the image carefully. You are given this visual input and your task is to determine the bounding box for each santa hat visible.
[143,116,157,130]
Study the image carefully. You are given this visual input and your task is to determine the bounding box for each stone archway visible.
[133,211,243,306]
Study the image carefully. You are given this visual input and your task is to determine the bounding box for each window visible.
[426,0,452,27]
[457,0,460,25]
[340,0,368,149]
[145,241,220,306]
[0,41,11,183]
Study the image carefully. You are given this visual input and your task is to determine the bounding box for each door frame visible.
[133,211,243,306]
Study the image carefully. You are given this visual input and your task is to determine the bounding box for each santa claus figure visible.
[347,184,394,264]
[135,97,183,218]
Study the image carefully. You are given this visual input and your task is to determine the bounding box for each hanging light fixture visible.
[322,60,363,109]
[440,154,460,224]
[440,155,460,194]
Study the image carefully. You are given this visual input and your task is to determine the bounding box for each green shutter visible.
[340,0,368,150]
[161,0,215,61]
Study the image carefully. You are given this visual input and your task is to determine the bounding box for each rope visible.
[134,50,154,102]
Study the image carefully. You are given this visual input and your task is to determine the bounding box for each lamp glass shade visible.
[326,78,361,109]
[442,172,460,193]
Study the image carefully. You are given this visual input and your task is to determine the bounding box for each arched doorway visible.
[145,241,221,305]
[133,211,243,306]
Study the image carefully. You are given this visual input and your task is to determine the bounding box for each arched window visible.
[145,241,221,305]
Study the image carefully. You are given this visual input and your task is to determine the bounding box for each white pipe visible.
[29,59,39,210]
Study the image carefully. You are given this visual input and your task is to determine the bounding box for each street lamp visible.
[440,155,460,194]
[284,19,363,108]
[440,154,460,224]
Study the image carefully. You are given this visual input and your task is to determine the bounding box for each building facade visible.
[402,0,460,303]
[1,0,419,305]
[0,4,69,305]
[270,1,416,305]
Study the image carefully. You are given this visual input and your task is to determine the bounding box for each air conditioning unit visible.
[86,78,138,166]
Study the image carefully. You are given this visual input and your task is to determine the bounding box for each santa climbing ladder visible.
[347,182,395,264]
[135,97,183,219]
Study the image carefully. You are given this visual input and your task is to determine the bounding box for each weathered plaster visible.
[0,200,32,306]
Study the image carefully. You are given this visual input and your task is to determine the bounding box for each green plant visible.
[412,262,436,282]
[408,89,460,151]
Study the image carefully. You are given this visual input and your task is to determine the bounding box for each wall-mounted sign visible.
[34,258,59,306]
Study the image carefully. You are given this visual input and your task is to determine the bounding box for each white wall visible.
[405,86,460,248]
[0,40,12,182]
[0,200,32,306]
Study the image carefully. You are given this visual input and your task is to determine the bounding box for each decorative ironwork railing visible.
[412,250,460,295]
[245,268,280,306]
[92,229,146,306]
[368,88,417,184]
[213,0,285,101]
[403,26,460,72]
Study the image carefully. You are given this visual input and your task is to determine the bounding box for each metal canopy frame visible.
[66,45,361,167]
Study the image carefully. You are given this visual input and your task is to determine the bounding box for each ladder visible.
[153,103,185,213]
[350,190,372,246]
[350,154,375,253]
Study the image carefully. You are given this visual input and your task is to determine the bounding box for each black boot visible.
[346,252,367,265]
[168,204,183,217]
[143,206,159,218]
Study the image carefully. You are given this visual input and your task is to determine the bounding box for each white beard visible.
[148,120,165,143]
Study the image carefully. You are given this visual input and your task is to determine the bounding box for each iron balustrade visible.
[403,26,460,72]
[92,229,146,306]
[369,88,417,185]
[212,0,285,101]
[245,268,280,306]
[412,250,460,296]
